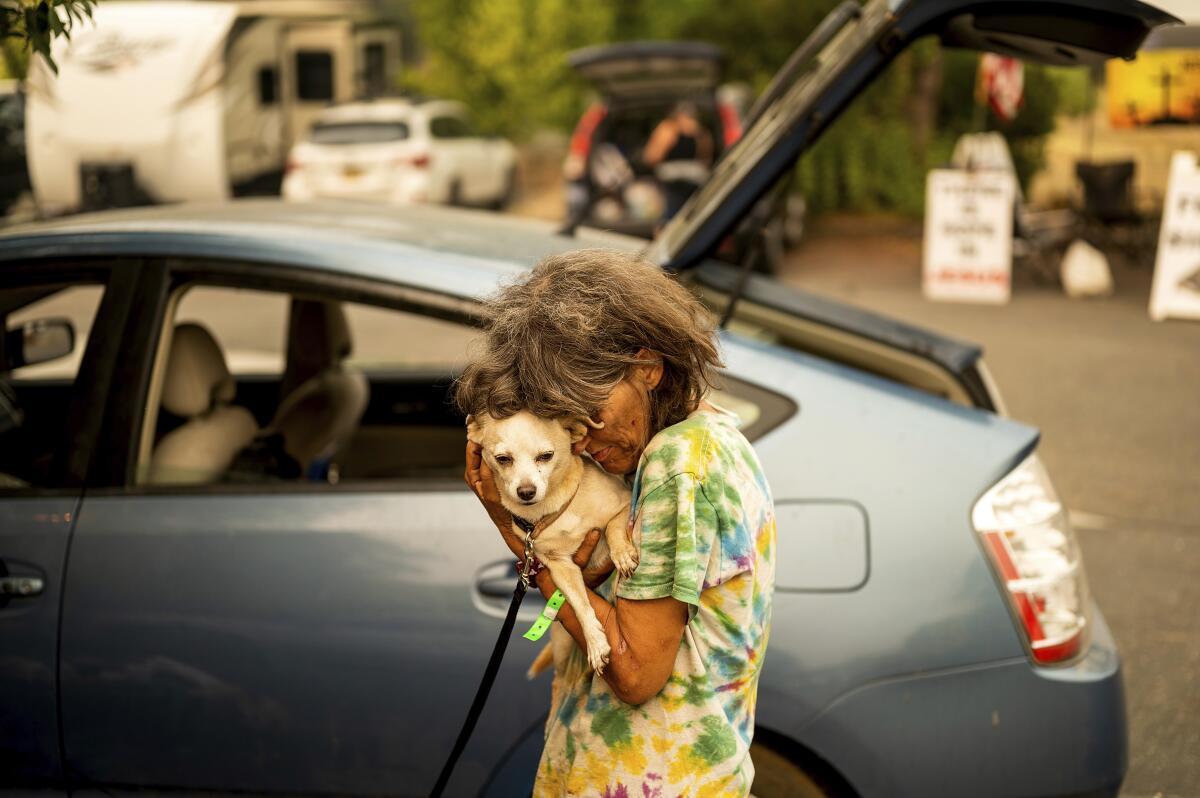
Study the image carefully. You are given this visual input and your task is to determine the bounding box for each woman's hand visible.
[464,440,523,560]
[534,527,613,598]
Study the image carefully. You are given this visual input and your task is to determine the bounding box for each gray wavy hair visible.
[455,249,722,433]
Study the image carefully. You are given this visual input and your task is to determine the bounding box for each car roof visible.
[0,200,640,301]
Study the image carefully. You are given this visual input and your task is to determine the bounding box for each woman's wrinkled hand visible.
[534,527,614,598]
[464,440,523,559]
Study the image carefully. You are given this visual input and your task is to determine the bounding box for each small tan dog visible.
[467,410,636,674]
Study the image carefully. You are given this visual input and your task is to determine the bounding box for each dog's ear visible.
[466,413,488,445]
[562,418,589,444]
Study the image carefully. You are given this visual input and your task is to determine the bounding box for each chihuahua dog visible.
[467,410,636,674]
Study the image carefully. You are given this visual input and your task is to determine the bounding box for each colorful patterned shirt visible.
[534,405,777,798]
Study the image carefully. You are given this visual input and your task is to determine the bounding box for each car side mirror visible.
[5,317,75,370]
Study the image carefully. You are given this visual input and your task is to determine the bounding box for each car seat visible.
[270,300,369,480]
[149,323,258,484]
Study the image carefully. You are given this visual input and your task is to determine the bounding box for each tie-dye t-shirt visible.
[534,405,777,798]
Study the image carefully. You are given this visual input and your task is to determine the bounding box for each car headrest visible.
[161,323,236,418]
[295,300,352,364]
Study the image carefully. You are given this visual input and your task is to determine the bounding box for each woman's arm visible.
[465,439,682,701]
[533,567,688,706]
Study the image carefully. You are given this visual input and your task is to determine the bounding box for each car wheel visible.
[750,740,832,798]
[448,179,462,206]
[492,167,517,211]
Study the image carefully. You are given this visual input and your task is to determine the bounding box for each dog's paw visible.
[611,544,639,579]
[587,636,612,674]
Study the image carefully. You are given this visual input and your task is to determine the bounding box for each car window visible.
[344,302,475,372]
[310,121,410,146]
[1,281,105,490]
[137,280,477,488]
[7,284,102,380]
[175,286,288,375]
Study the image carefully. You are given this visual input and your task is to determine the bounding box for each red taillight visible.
[569,104,607,160]
[395,152,430,169]
[285,156,304,175]
[974,455,1090,665]
[718,101,742,148]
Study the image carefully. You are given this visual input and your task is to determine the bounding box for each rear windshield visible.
[309,122,410,145]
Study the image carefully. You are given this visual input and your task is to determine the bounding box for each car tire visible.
[492,167,517,211]
[750,740,833,798]
[448,179,462,207]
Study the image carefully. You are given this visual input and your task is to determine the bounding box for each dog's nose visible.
[517,485,537,501]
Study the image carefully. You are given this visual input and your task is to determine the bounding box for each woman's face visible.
[582,352,663,476]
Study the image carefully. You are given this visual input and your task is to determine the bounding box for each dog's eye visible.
[536,451,554,463]
[495,455,513,466]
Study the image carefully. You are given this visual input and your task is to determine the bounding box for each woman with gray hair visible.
[457,249,776,797]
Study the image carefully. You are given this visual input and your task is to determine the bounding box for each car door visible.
[427,112,474,203]
[0,259,133,793]
[57,259,552,797]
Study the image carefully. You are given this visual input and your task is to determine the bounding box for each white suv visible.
[283,99,517,209]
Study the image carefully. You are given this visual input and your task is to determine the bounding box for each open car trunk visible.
[567,41,724,102]
[649,0,1179,410]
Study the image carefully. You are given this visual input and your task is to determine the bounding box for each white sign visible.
[923,169,1015,304]
[1149,151,1200,322]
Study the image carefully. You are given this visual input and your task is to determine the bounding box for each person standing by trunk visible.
[643,101,714,223]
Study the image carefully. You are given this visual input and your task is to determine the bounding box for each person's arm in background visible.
[642,119,678,168]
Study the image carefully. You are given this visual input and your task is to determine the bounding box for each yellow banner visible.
[1107,50,1200,128]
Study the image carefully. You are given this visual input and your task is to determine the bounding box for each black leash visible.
[429,521,538,797]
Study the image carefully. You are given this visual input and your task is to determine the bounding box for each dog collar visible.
[511,514,537,536]
[523,590,566,641]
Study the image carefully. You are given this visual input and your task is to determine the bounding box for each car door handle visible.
[476,560,521,599]
[472,560,543,622]
[1,576,44,597]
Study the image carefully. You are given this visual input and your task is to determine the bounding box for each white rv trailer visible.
[24,0,400,214]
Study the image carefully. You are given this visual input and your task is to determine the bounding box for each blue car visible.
[0,0,1178,796]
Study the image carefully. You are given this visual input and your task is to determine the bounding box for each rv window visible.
[310,122,410,145]
[258,67,279,106]
[296,50,334,101]
[362,43,388,97]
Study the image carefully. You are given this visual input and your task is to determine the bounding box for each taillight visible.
[395,152,430,168]
[717,101,742,148]
[973,454,1091,665]
[565,104,607,179]
[285,155,304,175]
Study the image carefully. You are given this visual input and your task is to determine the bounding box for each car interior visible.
[0,281,98,489]
[138,282,477,487]
[0,274,792,493]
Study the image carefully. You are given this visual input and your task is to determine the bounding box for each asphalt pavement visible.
[779,215,1200,798]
